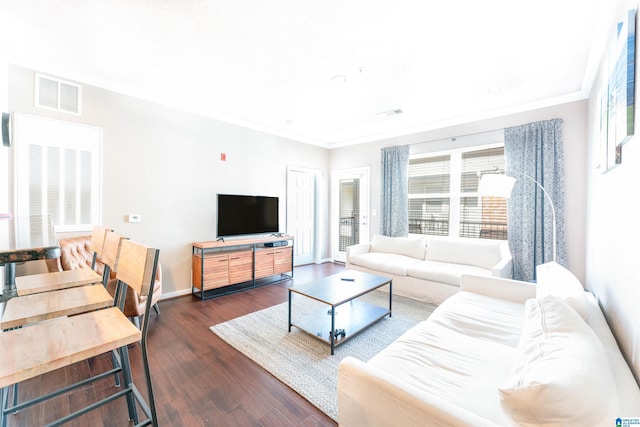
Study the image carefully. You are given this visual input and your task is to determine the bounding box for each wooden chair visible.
[0,239,160,426]
[14,225,111,296]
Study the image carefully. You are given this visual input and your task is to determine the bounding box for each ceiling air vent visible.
[35,74,82,115]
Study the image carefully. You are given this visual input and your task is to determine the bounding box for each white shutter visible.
[14,114,101,232]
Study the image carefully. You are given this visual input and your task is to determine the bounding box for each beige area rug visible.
[210,290,438,421]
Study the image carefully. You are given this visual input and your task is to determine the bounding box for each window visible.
[408,155,450,236]
[14,114,101,232]
[409,145,507,240]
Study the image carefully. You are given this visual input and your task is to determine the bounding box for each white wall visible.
[0,61,7,290]
[0,61,9,215]
[331,100,588,282]
[585,0,640,383]
[7,65,332,298]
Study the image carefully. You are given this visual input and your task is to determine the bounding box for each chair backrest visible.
[116,239,158,298]
[89,226,111,257]
[101,231,127,273]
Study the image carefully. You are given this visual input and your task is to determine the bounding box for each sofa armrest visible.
[338,357,499,427]
[345,243,371,262]
[491,256,513,278]
[460,274,536,303]
[490,242,513,278]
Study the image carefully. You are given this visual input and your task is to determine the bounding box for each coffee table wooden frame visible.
[288,271,392,355]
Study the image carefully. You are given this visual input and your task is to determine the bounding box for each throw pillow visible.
[536,261,590,320]
[498,295,618,426]
[370,234,426,260]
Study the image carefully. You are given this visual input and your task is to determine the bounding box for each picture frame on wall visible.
[601,8,636,173]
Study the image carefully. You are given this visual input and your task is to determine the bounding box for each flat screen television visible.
[216,194,279,238]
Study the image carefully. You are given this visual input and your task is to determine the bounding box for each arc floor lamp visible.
[478,169,557,263]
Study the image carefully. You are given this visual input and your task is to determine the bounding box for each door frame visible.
[331,167,370,262]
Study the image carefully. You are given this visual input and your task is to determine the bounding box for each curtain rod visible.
[408,126,505,146]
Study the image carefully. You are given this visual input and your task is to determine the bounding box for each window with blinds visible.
[408,155,451,236]
[409,145,507,240]
[14,114,101,232]
[460,147,507,239]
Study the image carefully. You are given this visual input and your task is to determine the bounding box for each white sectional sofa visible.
[338,265,640,426]
[346,234,512,304]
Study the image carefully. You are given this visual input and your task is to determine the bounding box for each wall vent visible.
[35,74,82,115]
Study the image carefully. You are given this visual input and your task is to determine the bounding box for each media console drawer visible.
[229,250,253,284]
[274,247,293,274]
[255,247,293,279]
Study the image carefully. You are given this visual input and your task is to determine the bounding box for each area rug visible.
[210,290,438,421]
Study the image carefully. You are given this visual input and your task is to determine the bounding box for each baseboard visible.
[158,288,192,301]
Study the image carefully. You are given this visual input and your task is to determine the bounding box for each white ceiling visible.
[0,0,619,148]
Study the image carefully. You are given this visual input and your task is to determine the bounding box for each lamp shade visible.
[478,174,516,198]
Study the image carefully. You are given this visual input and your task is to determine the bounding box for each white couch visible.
[346,234,512,304]
[338,266,640,426]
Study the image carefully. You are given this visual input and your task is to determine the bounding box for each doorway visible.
[286,167,318,266]
[331,167,370,262]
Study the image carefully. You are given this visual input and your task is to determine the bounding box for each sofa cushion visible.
[370,234,426,260]
[348,252,422,276]
[407,260,491,286]
[499,295,618,426]
[425,239,503,269]
[536,261,590,320]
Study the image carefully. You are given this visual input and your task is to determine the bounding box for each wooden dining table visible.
[0,215,60,303]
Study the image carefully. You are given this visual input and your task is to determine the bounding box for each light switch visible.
[128,214,141,223]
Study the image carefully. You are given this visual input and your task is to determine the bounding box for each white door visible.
[287,167,317,266]
[332,167,370,262]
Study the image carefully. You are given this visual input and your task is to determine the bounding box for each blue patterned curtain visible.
[380,145,410,237]
[505,119,566,281]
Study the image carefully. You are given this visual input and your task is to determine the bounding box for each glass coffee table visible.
[288,270,392,355]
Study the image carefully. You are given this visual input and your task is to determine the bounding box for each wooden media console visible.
[192,235,294,300]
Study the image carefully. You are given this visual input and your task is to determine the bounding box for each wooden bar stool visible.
[1,229,128,407]
[1,230,127,330]
[14,226,110,296]
[0,239,160,427]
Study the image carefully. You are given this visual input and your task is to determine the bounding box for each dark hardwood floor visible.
[5,262,345,427]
